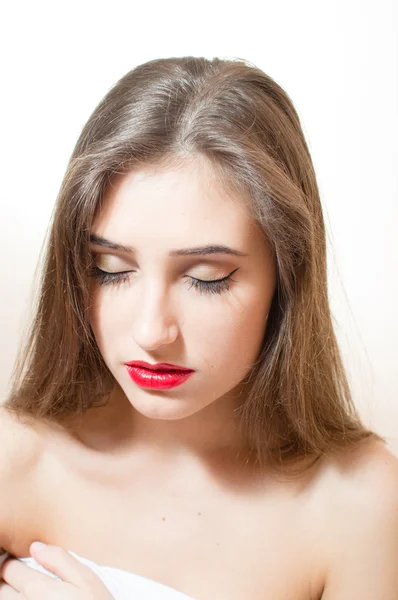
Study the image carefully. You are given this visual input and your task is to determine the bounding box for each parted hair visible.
[3,56,385,474]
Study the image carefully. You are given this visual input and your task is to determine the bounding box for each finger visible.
[1,558,36,592]
[0,558,62,598]
[0,579,23,598]
[30,543,101,588]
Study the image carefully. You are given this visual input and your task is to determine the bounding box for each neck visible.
[74,383,254,465]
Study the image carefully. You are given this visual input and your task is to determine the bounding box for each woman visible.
[0,56,397,599]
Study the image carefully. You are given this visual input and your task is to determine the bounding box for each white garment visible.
[0,549,198,600]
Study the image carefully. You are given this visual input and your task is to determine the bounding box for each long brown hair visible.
[3,56,385,473]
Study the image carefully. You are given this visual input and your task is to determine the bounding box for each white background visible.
[1,0,397,455]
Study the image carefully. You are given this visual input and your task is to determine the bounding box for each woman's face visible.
[89,156,276,422]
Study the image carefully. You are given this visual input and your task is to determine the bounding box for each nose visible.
[131,280,179,351]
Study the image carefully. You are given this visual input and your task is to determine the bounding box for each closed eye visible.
[88,266,240,296]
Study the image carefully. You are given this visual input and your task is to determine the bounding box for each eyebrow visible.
[89,233,248,258]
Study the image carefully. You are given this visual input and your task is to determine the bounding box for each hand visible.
[0,542,115,599]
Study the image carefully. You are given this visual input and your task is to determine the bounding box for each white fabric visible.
[0,549,198,600]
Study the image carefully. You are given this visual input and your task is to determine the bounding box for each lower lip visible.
[125,366,194,389]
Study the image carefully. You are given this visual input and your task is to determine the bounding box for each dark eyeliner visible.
[88,266,240,295]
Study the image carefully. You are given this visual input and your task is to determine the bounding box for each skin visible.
[0,542,114,598]
[86,154,276,459]
[1,155,398,599]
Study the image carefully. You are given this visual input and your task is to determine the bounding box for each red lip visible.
[124,360,193,372]
[125,365,194,389]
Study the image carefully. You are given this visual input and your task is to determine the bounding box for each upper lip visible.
[125,360,194,372]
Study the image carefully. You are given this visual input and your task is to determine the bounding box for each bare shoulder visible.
[314,439,398,598]
[314,437,398,532]
[321,438,398,504]
[0,406,44,549]
[0,406,43,476]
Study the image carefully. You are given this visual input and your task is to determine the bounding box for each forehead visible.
[92,158,262,252]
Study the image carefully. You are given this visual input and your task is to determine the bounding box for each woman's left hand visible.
[0,542,115,599]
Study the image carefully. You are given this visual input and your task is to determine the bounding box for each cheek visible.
[88,293,119,355]
[89,286,271,372]
[189,293,270,376]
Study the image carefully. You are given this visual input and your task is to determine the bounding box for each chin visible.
[127,394,203,421]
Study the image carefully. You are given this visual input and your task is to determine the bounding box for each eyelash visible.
[88,266,240,296]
